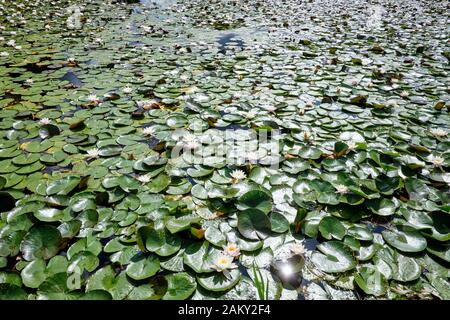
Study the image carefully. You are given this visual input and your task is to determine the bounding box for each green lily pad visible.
[34,208,64,222]
[237,209,272,240]
[236,190,272,214]
[311,241,356,273]
[318,216,346,240]
[354,266,388,297]
[37,273,80,300]
[144,228,182,257]
[126,254,160,280]
[205,225,227,247]
[20,225,62,261]
[183,241,215,273]
[366,198,398,216]
[162,272,196,300]
[21,259,47,288]
[270,212,290,233]
[0,284,28,300]
[382,227,427,253]
[297,147,322,160]
[197,269,241,292]
[426,243,450,263]
[46,175,81,196]
[165,214,201,234]
[147,174,170,193]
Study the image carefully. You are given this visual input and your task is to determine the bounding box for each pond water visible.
[0,0,448,301]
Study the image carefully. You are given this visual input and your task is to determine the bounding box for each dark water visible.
[217,33,244,54]
[60,71,83,87]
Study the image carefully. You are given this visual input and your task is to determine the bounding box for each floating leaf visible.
[144,228,182,257]
[162,272,196,300]
[354,266,388,297]
[20,226,62,261]
[270,212,290,233]
[382,227,427,253]
[46,175,81,196]
[236,190,272,214]
[311,241,356,273]
[237,209,272,240]
[197,269,241,292]
[126,255,160,280]
[318,216,346,240]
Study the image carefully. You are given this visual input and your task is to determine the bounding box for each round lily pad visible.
[20,225,62,261]
[311,241,356,273]
[126,254,160,280]
[237,209,272,240]
[382,227,427,253]
[197,269,241,292]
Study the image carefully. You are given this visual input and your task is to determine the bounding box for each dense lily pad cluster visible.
[0,0,449,300]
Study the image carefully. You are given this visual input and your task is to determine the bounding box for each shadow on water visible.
[217,33,244,54]
[60,71,83,87]
[85,59,99,66]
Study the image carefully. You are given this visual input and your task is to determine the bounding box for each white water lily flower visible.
[290,243,306,255]
[180,74,190,81]
[142,126,156,136]
[346,140,356,151]
[181,133,200,150]
[305,100,315,108]
[427,154,445,167]
[223,243,240,258]
[136,175,151,184]
[86,148,100,159]
[122,85,133,94]
[231,169,246,181]
[14,45,22,50]
[137,99,159,109]
[87,93,100,103]
[386,100,398,108]
[25,78,33,85]
[244,109,258,119]
[400,91,409,98]
[0,52,9,57]
[430,128,447,138]
[335,184,349,195]
[68,57,76,63]
[261,104,276,112]
[142,25,152,33]
[6,39,15,46]
[193,93,209,103]
[39,118,51,125]
[185,86,199,94]
[211,254,238,275]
